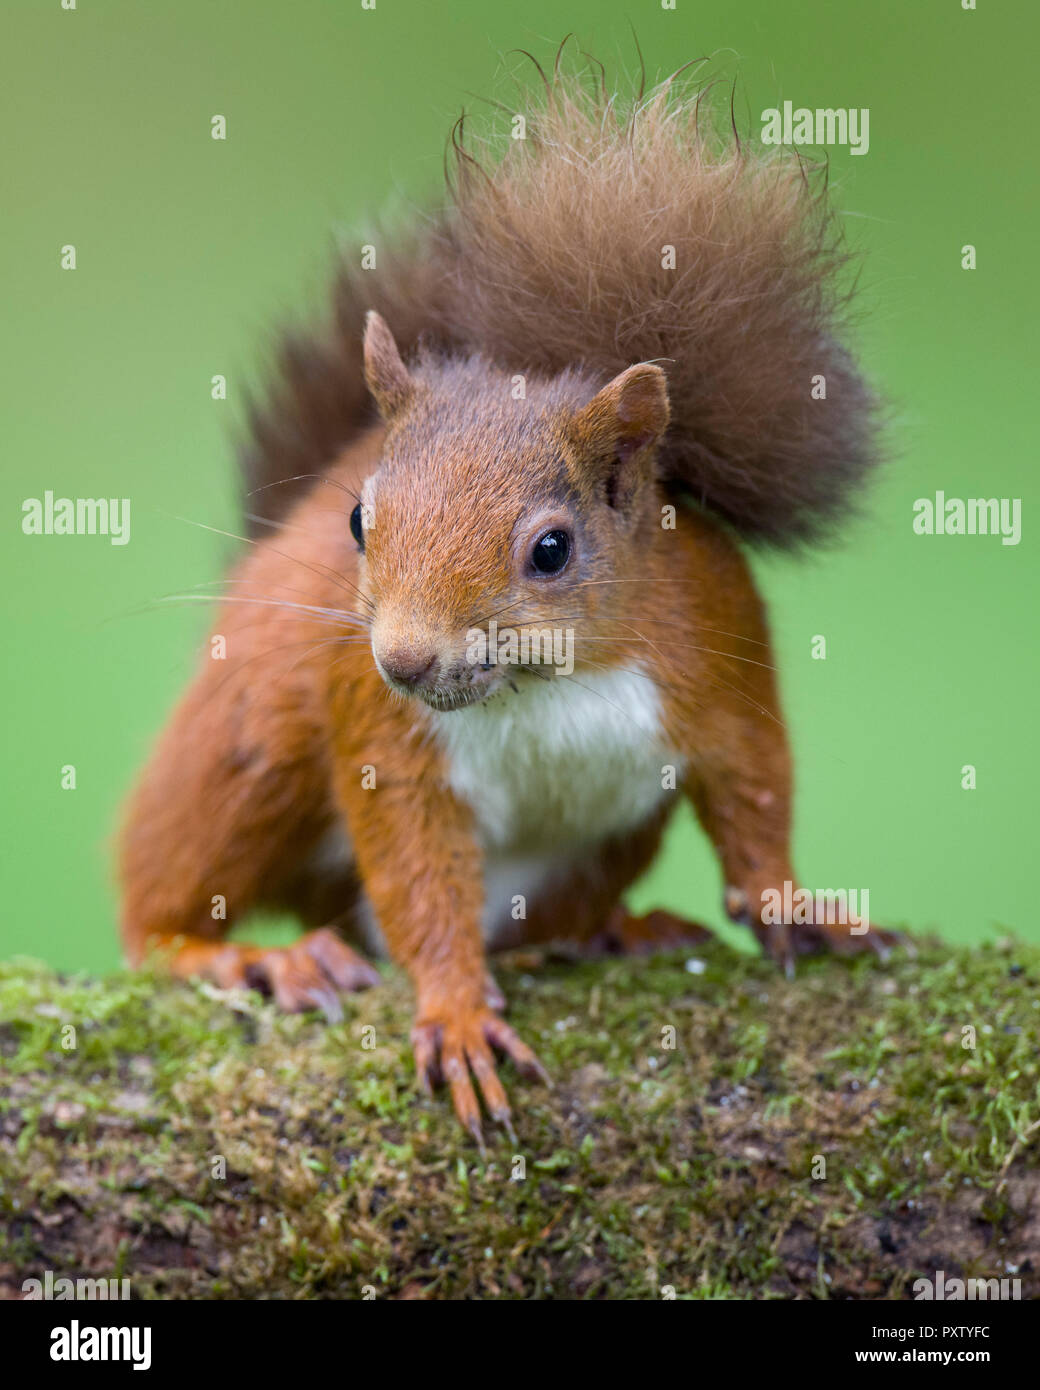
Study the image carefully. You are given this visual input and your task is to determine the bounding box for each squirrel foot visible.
[757,917,904,979]
[483,970,506,1011]
[581,907,715,958]
[213,927,380,1023]
[725,886,904,977]
[411,1006,550,1151]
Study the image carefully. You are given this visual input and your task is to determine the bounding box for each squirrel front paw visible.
[726,885,905,977]
[411,1005,549,1150]
[760,917,904,977]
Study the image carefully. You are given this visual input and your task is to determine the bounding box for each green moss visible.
[1,936,1038,1299]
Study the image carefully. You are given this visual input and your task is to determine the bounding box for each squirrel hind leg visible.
[579,907,715,959]
[132,926,380,1024]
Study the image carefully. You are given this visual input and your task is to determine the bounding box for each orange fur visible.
[120,53,893,1141]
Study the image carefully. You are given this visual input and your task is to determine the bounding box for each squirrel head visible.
[355,312,670,711]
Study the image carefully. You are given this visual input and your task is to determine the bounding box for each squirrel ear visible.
[569,364,670,505]
[363,311,413,420]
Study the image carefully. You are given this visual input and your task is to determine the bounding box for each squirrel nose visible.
[379,648,439,687]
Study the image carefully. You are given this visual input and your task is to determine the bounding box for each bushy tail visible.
[243,56,879,545]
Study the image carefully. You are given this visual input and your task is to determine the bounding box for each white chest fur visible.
[428,668,680,946]
[429,665,680,861]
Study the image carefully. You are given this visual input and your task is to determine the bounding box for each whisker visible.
[204,632,372,701]
[159,510,375,614]
[473,596,529,625]
[578,634,777,672]
[98,582,362,634]
[246,472,362,507]
[159,593,371,629]
[591,619,783,727]
[152,575,377,622]
[473,587,768,651]
[609,618,683,687]
[701,672,786,730]
[160,574,360,605]
[243,511,347,538]
[571,657,661,687]
[272,632,374,684]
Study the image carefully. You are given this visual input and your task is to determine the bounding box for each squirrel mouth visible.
[377,675,497,712]
[416,686,493,713]
[375,656,500,710]
[382,662,557,711]
[415,667,552,712]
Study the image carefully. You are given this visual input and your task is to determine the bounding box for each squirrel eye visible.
[349,503,365,551]
[530,529,571,576]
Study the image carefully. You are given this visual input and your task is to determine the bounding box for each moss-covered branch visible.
[1,938,1038,1299]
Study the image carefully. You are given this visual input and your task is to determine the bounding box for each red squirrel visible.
[119,61,898,1144]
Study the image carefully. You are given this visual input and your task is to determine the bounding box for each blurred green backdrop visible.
[2,0,1035,972]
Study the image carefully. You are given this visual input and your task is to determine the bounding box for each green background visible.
[2,0,1035,972]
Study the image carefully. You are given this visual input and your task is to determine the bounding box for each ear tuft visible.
[572,363,670,462]
[363,311,413,420]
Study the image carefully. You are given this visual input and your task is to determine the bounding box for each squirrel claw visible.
[233,928,377,1020]
[483,971,507,1012]
[750,895,906,973]
[858,924,911,965]
[411,1022,442,1094]
[496,1112,519,1148]
[303,986,344,1026]
[467,1118,488,1160]
[758,912,905,975]
[481,1014,551,1088]
[411,1006,547,1143]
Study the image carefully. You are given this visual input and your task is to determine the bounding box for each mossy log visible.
[1,938,1037,1300]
